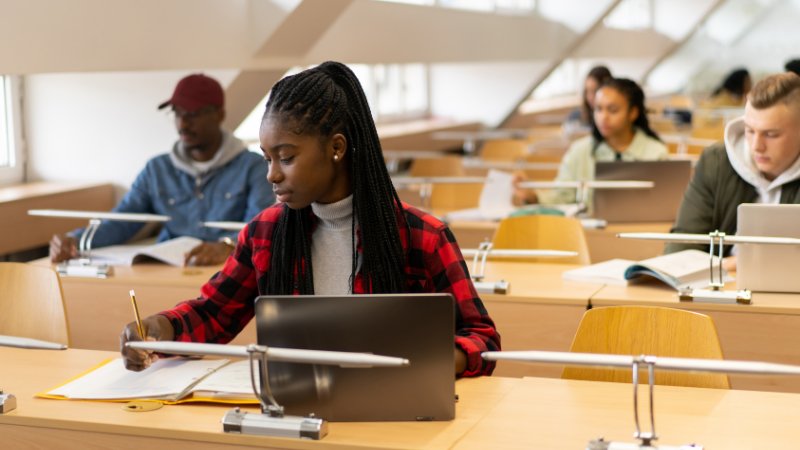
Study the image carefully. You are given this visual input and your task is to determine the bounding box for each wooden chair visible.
[0,262,70,346]
[562,306,729,389]
[409,155,465,177]
[430,183,483,211]
[490,215,590,265]
[479,140,528,161]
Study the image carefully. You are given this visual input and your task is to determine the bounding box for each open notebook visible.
[40,358,258,404]
[87,236,202,267]
[562,249,727,290]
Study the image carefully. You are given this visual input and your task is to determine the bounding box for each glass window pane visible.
[402,64,428,113]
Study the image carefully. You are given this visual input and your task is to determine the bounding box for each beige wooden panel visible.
[29,259,256,351]
[485,301,584,378]
[0,182,115,255]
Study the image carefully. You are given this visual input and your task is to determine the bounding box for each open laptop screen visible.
[254,293,455,422]
[593,160,692,223]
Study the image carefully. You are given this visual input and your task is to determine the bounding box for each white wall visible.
[24,70,237,195]
[430,61,550,126]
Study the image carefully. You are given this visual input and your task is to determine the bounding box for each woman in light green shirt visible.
[516,78,668,207]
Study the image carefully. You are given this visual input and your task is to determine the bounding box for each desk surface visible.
[30,257,219,288]
[457,376,800,449]
[592,279,800,315]
[481,261,598,305]
[0,347,517,450]
[3,347,800,449]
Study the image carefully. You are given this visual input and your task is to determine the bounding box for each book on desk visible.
[39,357,258,404]
[87,236,201,267]
[562,249,727,290]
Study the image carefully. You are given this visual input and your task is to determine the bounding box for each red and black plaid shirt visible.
[161,202,500,377]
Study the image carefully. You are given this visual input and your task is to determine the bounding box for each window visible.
[363,63,430,123]
[0,75,23,184]
[235,63,431,145]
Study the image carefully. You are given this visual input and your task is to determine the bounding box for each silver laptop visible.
[593,160,692,223]
[254,293,455,422]
[736,203,800,293]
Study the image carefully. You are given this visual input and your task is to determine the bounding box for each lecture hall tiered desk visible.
[0,181,114,257]
[28,252,800,393]
[1,346,799,449]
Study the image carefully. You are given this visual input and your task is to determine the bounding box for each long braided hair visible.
[263,61,408,295]
[591,77,661,153]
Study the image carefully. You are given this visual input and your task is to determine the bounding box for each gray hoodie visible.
[168,130,247,178]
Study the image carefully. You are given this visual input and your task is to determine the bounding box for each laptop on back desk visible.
[593,160,692,223]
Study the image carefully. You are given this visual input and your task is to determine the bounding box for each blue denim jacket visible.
[73,145,273,247]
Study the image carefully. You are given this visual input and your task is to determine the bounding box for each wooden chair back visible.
[430,183,483,211]
[410,155,465,177]
[0,262,70,346]
[563,306,730,389]
[491,215,590,265]
[479,140,528,161]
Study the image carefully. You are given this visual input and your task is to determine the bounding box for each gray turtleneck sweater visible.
[310,195,355,295]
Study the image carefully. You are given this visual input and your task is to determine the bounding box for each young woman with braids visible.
[120,61,500,377]
[513,77,668,208]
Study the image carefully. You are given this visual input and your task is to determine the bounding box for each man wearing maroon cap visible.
[49,74,274,266]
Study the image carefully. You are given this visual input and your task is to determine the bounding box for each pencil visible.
[129,289,145,339]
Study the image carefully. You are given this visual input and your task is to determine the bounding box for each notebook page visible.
[47,358,229,400]
[136,236,203,266]
[190,360,256,398]
[639,250,718,279]
[562,259,635,285]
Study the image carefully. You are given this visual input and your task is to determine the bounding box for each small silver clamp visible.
[470,240,493,282]
[0,389,17,414]
[57,218,113,278]
[585,355,704,450]
[220,344,328,440]
[678,230,752,304]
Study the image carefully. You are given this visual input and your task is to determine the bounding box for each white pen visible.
[0,335,67,350]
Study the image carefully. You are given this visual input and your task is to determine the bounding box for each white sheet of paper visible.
[48,358,229,400]
[478,169,515,218]
[190,360,256,397]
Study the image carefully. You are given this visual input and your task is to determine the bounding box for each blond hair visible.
[748,72,800,109]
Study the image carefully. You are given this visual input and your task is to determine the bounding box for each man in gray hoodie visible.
[49,74,274,266]
[666,72,800,269]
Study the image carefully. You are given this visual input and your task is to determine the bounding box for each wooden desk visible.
[4,348,799,449]
[447,219,671,263]
[0,182,114,256]
[591,281,800,392]
[30,258,256,351]
[478,262,594,378]
[456,377,800,449]
[0,347,519,450]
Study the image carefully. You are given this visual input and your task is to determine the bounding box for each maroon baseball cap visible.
[157,74,224,112]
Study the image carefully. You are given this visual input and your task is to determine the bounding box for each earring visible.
[334,154,339,161]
